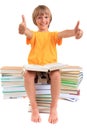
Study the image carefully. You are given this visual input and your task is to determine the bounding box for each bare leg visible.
[48,70,61,124]
[24,71,41,122]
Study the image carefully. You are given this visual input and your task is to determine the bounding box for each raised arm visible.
[18,15,33,39]
[58,21,83,39]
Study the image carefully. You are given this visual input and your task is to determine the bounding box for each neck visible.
[38,27,49,32]
[38,29,49,32]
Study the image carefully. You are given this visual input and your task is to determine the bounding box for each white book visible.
[60,93,79,101]
[36,89,51,94]
[2,91,27,99]
[2,86,25,92]
[24,62,67,72]
[35,84,51,90]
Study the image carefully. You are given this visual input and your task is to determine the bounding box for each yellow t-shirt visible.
[26,31,62,65]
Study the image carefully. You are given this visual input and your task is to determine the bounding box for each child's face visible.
[35,14,51,31]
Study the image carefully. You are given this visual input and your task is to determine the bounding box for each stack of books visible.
[60,65,83,101]
[0,66,26,99]
[28,65,83,113]
[0,64,83,113]
[29,84,51,113]
[0,64,83,103]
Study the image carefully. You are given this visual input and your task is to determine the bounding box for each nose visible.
[41,17,45,22]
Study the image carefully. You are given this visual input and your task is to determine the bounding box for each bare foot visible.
[31,108,41,123]
[48,107,58,124]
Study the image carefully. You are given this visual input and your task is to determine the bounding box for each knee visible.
[23,71,28,78]
[24,71,36,81]
[50,71,61,80]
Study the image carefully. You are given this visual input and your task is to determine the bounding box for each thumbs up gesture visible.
[74,21,83,39]
[18,15,26,34]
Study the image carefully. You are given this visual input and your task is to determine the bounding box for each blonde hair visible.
[32,5,52,26]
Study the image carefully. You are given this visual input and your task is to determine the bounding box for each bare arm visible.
[58,21,83,39]
[18,15,33,39]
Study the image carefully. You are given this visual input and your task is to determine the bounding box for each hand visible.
[74,21,83,39]
[18,15,26,34]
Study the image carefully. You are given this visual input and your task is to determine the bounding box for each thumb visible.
[74,21,80,32]
[22,15,26,25]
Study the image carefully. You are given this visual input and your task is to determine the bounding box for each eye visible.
[45,16,49,19]
[38,16,42,19]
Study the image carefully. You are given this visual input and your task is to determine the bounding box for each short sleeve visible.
[54,32,62,45]
[26,31,35,45]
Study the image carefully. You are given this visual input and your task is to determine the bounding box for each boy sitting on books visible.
[18,5,83,124]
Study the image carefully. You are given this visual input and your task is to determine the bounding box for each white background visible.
[0,0,87,130]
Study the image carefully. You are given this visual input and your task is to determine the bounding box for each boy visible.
[18,5,83,124]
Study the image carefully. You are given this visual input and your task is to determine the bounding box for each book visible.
[1,81,24,86]
[36,89,51,94]
[60,89,80,95]
[0,76,24,82]
[2,86,25,92]
[35,84,50,90]
[24,62,67,72]
[0,66,23,74]
[61,65,82,72]
[36,100,51,103]
[29,102,51,107]
[28,105,50,113]
[59,93,80,102]
[2,91,27,99]
[36,97,51,101]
